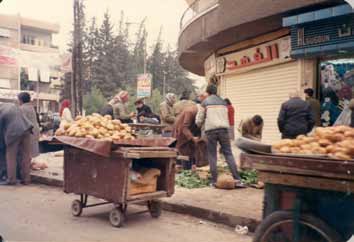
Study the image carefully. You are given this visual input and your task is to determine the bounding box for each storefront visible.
[205,34,315,144]
[285,4,354,127]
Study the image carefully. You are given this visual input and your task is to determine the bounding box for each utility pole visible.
[72,0,83,116]
[163,71,166,97]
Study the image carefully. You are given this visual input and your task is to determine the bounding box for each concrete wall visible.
[178,0,344,75]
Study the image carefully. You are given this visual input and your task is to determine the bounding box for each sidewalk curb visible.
[31,173,63,187]
[31,173,260,231]
[160,200,260,232]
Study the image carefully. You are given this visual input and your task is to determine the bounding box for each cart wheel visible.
[71,200,83,217]
[109,208,124,227]
[148,201,161,218]
[253,211,344,242]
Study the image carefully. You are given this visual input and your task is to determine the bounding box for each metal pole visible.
[143,39,146,74]
[163,72,166,97]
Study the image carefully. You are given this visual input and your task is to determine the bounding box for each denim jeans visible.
[206,128,241,183]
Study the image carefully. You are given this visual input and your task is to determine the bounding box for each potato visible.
[318,139,332,147]
[333,152,352,160]
[279,146,291,153]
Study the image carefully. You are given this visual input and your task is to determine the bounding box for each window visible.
[319,58,354,126]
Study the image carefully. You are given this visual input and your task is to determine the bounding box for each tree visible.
[147,27,165,93]
[91,11,119,98]
[148,89,163,113]
[83,86,106,114]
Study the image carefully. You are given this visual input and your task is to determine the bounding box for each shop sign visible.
[0,45,17,66]
[291,14,354,56]
[137,73,152,98]
[204,54,216,79]
[0,89,59,101]
[216,36,291,75]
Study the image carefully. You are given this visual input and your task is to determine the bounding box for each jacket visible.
[20,103,40,157]
[227,104,235,126]
[241,118,263,141]
[173,100,195,117]
[306,97,321,126]
[350,99,354,128]
[278,97,315,139]
[160,101,175,131]
[172,105,207,167]
[100,104,114,118]
[0,103,33,147]
[200,95,229,132]
[113,102,131,121]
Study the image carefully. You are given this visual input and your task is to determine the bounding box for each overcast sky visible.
[0,0,188,52]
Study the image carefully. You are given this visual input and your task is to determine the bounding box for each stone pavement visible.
[30,152,263,231]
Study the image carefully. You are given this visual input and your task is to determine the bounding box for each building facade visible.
[178,0,348,143]
[0,14,62,113]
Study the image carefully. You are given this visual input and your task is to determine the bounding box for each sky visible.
[0,0,188,53]
[0,0,205,84]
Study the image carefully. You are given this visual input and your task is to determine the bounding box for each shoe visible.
[235,180,247,189]
[0,181,17,186]
[209,183,216,188]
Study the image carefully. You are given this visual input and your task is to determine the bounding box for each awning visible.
[283,4,353,27]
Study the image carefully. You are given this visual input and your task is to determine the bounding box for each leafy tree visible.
[91,11,119,98]
[148,89,163,113]
[83,86,106,114]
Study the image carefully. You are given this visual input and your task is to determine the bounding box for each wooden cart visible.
[60,138,177,227]
[241,153,354,242]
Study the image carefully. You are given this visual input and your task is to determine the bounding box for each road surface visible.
[0,185,252,242]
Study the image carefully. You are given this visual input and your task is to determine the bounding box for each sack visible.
[334,106,352,126]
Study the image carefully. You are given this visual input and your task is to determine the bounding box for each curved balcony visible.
[178,0,345,75]
[180,0,219,31]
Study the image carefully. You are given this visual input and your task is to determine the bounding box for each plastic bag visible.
[334,106,352,126]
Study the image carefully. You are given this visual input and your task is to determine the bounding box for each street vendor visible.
[0,103,33,185]
[114,91,134,123]
[135,98,160,124]
[160,93,177,137]
[173,104,208,169]
[239,115,264,141]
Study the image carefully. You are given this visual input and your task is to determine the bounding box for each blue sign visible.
[290,14,354,57]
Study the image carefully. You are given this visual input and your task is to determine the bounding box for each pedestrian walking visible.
[240,115,264,141]
[18,92,40,158]
[224,98,235,140]
[198,84,244,187]
[0,103,33,185]
[160,93,176,137]
[60,99,73,123]
[278,91,315,139]
[304,88,321,127]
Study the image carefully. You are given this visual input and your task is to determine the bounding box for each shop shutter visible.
[222,61,300,144]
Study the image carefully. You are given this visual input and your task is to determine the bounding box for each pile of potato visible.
[55,113,135,141]
[272,126,354,160]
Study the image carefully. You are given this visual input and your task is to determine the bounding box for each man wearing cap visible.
[135,98,160,124]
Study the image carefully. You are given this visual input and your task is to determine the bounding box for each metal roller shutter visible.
[221,61,300,144]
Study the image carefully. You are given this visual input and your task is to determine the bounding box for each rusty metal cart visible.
[241,153,354,242]
[58,137,177,227]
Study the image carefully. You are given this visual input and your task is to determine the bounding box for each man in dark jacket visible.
[278,91,315,139]
[304,88,321,127]
[350,99,354,128]
[0,103,33,185]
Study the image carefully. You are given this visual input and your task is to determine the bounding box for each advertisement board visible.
[137,73,152,98]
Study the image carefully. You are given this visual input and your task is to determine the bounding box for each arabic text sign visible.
[0,45,17,66]
[137,73,152,98]
[216,36,291,75]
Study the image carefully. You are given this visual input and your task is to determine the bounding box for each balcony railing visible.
[180,0,219,31]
